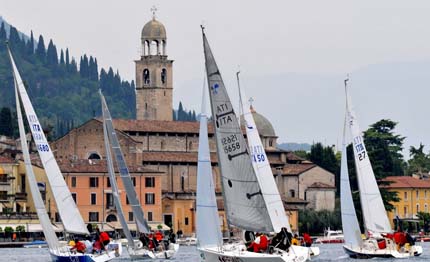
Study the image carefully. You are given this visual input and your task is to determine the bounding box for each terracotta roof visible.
[286,152,306,161]
[108,119,215,134]
[283,196,308,204]
[308,182,336,189]
[142,152,218,164]
[57,159,163,174]
[282,163,316,176]
[382,176,430,189]
[0,156,16,164]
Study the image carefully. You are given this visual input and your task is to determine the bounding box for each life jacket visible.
[258,234,268,250]
[303,233,312,244]
[75,241,86,253]
[100,232,110,242]
[155,231,163,241]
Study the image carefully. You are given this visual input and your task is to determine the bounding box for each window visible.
[188,141,193,151]
[161,141,165,150]
[181,176,185,191]
[106,214,117,222]
[289,189,295,198]
[107,177,111,187]
[129,212,134,222]
[416,190,419,199]
[148,212,153,222]
[404,192,408,200]
[131,177,136,187]
[88,153,101,160]
[143,69,150,84]
[417,204,420,213]
[126,195,129,205]
[21,174,26,192]
[89,177,99,188]
[71,177,76,187]
[161,68,167,84]
[89,212,99,222]
[106,193,114,209]
[269,139,273,147]
[145,177,155,188]
[185,217,189,226]
[71,193,77,204]
[404,206,408,217]
[91,193,97,205]
[425,204,428,212]
[55,212,61,223]
[145,193,155,205]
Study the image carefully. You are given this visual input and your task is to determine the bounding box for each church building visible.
[51,14,336,236]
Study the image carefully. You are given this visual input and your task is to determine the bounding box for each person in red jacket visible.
[247,233,269,253]
[96,227,110,249]
[302,233,313,247]
[71,240,86,254]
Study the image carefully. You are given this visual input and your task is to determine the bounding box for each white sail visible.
[202,29,273,232]
[196,82,223,248]
[237,73,290,233]
[13,67,60,250]
[340,112,362,248]
[101,91,135,249]
[345,79,391,234]
[8,49,88,235]
[100,92,150,234]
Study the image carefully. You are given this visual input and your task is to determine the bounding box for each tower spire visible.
[151,5,158,20]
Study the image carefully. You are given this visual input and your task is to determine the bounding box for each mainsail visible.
[345,79,391,234]
[340,111,362,248]
[202,28,273,232]
[196,81,223,248]
[101,91,135,249]
[13,67,60,250]
[8,48,88,235]
[237,72,290,233]
[100,92,150,234]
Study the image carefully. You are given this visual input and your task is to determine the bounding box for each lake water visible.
[1,242,430,261]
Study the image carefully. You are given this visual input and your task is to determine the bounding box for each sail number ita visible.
[250,145,266,163]
[353,136,366,161]
[221,134,240,154]
[29,115,50,152]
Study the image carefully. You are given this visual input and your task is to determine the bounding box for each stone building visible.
[51,15,336,235]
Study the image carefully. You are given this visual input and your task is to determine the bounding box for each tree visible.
[59,49,65,65]
[0,107,13,137]
[36,35,46,62]
[46,39,58,66]
[309,142,340,195]
[27,30,34,55]
[407,143,430,176]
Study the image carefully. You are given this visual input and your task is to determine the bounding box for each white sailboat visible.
[199,27,311,262]
[341,78,423,258]
[8,46,121,261]
[100,91,179,260]
[237,72,320,257]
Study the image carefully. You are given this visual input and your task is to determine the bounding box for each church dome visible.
[241,106,276,137]
[141,18,166,40]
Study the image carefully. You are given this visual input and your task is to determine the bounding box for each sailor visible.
[168,229,176,244]
[96,227,111,250]
[271,227,292,251]
[139,233,150,247]
[291,234,301,246]
[247,232,268,253]
[302,233,313,247]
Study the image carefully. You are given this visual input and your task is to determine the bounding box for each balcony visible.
[15,192,27,201]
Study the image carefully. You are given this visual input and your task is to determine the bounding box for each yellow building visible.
[384,176,430,228]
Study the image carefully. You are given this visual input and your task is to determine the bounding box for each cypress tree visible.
[65,48,70,65]
[27,30,34,55]
[8,26,21,48]
[94,58,99,80]
[60,49,65,64]
[0,107,13,137]
[70,58,78,73]
[0,22,6,51]
[36,35,46,62]
[46,39,58,66]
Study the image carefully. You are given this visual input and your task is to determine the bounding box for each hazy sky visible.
[2,0,430,156]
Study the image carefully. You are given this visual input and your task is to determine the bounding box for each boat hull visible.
[50,242,122,262]
[128,243,179,260]
[199,244,313,262]
[343,244,423,259]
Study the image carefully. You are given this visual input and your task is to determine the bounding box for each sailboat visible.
[100,91,179,260]
[7,47,121,261]
[236,72,320,258]
[198,26,311,262]
[341,78,423,258]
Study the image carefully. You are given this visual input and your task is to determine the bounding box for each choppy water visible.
[1,243,430,261]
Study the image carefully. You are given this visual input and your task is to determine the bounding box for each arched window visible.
[161,68,167,84]
[106,214,117,222]
[145,103,148,110]
[143,69,150,84]
[181,176,185,191]
[150,40,158,55]
[416,204,420,213]
[88,153,101,160]
[289,189,295,198]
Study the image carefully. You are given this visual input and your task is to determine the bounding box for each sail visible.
[101,91,135,249]
[237,73,290,233]
[196,82,223,248]
[345,79,391,234]
[100,92,150,234]
[7,49,88,235]
[202,29,273,232]
[340,113,362,248]
[13,69,60,250]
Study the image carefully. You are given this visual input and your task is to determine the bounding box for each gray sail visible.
[13,69,60,251]
[202,29,273,232]
[101,90,135,249]
[196,81,223,248]
[100,92,150,234]
[340,113,362,248]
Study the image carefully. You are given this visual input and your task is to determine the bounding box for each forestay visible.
[8,49,88,235]
[202,29,273,232]
[101,90,135,249]
[100,92,150,234]
[237,73,290,233]
[345,80,391,234]
[196,82,223,248]
[340,112,362,248]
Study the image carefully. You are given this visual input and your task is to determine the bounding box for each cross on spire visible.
[151,5,158,19]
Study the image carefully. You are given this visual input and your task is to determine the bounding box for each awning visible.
[106,222,169,231]
[0,223,62,232]
[91,223,115,232]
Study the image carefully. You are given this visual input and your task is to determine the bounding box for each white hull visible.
[343,240,423,259]
[128,243,179,260]
[50,242,122,262]
[199,244,315,262]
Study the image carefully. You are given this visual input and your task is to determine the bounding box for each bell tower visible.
[135,10,173,121]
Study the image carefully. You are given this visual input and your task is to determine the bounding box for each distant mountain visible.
[277,142,311,152]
